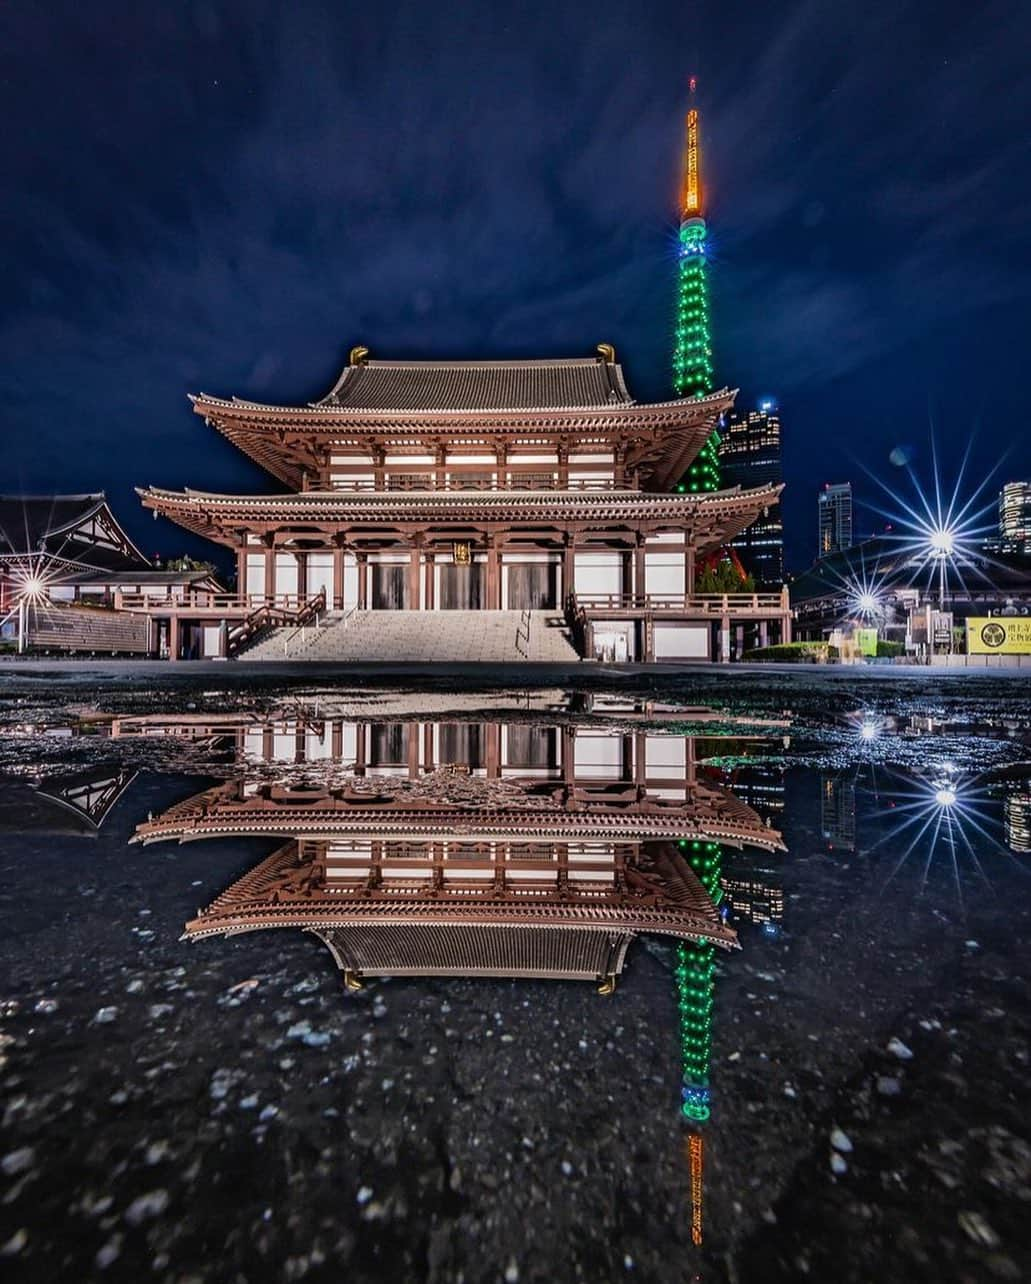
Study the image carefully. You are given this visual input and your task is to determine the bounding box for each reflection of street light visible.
[860,721,879,741]
[935,786,958,808]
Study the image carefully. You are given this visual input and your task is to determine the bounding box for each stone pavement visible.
[238,609,581,663]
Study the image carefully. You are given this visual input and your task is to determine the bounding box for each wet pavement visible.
[0,673,1028,1283]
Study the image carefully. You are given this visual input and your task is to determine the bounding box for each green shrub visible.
[875,640,905,658]
[741,642,833,663]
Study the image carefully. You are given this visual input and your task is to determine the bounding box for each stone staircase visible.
[237,609,581,663]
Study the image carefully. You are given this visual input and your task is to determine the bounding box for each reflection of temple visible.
[134,721,784,987]
[0,763,137,836]
[820,773,857,852]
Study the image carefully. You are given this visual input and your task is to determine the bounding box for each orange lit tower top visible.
[674,77,720,493]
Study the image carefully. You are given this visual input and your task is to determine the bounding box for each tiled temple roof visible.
[315,924,634,979]
[317,357,633,411]
[0,493,149,570]
[136,483,783,550]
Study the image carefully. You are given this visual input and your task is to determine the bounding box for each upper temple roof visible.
[316,357,633,411]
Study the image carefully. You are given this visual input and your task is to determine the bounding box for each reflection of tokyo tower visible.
[673,78,720,496]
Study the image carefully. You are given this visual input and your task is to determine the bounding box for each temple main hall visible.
[138,346,791,661]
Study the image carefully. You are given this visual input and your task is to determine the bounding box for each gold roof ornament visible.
[349,345,370,366]
[596,343,616,364]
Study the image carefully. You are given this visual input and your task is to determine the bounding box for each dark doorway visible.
[438,722,483,768]
[507,563,558,609]
[505,725,558,769]
[371,564,408,610]
[370,723,409,767]
[439,562,485,610]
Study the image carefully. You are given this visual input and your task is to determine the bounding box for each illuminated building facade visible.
[818,482,853,557]
[716,400,784,585]
[1005,791,1031,854]
[821,773,857,851]
[138,347,792,661]
[998,481,1031,552]
[720,873,785,928]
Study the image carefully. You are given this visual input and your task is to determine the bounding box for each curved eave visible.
[182,904,739,950]
[190,386,736,427]
[190,388,736,490]
[135,483,783,549]
[133,812,785,851]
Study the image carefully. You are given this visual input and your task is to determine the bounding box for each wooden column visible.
[296,552,308,602]
[485,723,501,779]
[634,537,647,604]
[354,723,366,775]
[332,543,345,612]
[486,538,500,609]
[408,540,422,610]
[236,546,248,602]
[686,543,696,598]
[563,535,575,603]
[168,614,181,662]
[424,552,435,610]
[356,554,368,609]
[263,546,276,604]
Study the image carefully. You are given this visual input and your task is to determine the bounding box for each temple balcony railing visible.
[325,476,621,493]
[572,590,790,616]
[115,591,316,612]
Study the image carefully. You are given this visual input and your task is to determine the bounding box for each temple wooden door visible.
[507,563,558,610]
[371,565,408,609]
[439,562,484,609]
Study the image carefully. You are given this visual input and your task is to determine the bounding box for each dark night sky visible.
[3,0,1030,571]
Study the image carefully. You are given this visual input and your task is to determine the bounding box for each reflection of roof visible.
[316,924,633,980]
[317,357,633,410]
[181,838,739,952]
[0,763,137,836]
[132,775,785,850]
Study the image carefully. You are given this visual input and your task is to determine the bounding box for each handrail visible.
[514,607,531,657]
[227,588,327,657]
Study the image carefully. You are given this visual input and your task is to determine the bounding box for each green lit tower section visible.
[675,839,723,1123]
[673,78,720,493]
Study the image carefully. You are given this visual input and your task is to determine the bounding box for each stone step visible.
[238,610,580,663]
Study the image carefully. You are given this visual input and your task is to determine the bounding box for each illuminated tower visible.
[674,838,724,1246]
[674,79,720,493]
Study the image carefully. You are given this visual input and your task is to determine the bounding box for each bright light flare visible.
[860,721,880,742]
[928,528,955,557]
[935,786,958,807]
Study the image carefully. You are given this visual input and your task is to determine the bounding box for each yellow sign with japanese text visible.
[966,617,1031,655]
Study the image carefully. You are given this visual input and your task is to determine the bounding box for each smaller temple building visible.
[0,493,220,655]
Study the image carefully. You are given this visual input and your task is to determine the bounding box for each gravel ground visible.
[0,680,1028,1283]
